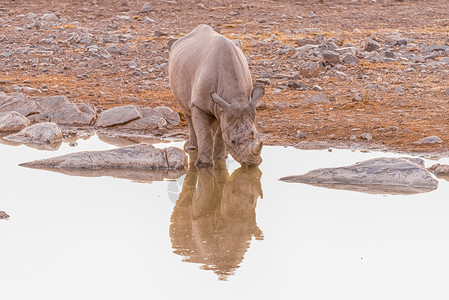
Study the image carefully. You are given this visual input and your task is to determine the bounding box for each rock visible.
[365,39,381,52]
[28,96,96,126]
[0,211,9,220]
[298,61,321,78]
[295,38,319,47]
[280,157,438,195]
[42,13,58,21]
[256,102,267,110]
[428,164,449,177]
[317,41,338,52]
[296,131,307,138]
[232,39,242,50]
[341,53,360,66]
[412,136,443,144]
[256,78,271,85]
[361,133,372,140]
[335,47,357,56]
[4,122,62,145]
[140,2,154,13]
[0,92,39,116]
[425,44,449,53]
[322,50,340,64]
[445,88,449,96]
[302,94,330,104]
[118,107,166,130]
[154,106,180,126]
[154,30,168,37]
[364,51,381,63]
[288,80,306,90]
[20,144,187,170]
[384,50,396,59]
[96,105,142,127]
[0,111,31,132]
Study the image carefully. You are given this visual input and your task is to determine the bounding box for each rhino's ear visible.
[251,86,265,107]
[211,92,231,109]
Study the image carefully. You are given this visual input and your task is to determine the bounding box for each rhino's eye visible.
[231,139,236,145]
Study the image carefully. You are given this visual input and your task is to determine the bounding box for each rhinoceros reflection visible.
[170,163,263,280]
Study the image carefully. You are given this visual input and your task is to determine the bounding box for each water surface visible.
[2,135,449,299]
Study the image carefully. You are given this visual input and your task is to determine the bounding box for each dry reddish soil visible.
[1,0,449,154]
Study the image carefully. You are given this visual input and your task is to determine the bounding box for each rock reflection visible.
[0,211,10,219]
[22,166,185,184]
[0,135,62,151]
[170,162,263,281]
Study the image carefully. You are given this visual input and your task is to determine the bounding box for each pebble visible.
[296,131,307,139]
[361,133,372,141]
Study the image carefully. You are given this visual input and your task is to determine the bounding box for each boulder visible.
[0,211,9,220]
[3,122,62,144]
[0,111,31,132]
[20,144,187,170]
[0,92,39,116]
[28,96,96,126]
[154,106,181,126]
[280,157,438,195]
[118,107,167,130]
[428,164,449,180]
[96,105,142,127]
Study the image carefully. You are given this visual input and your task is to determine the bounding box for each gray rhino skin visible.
[169,24,264,167]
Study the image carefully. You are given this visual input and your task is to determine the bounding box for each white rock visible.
[280,157,438,194]
[0,111,31,132]
[412,136,443,144]
[42,13,58,21]
[0,92,39,116]
[96,105,142,127]
[20,144,187,170]
[4,122,62,144]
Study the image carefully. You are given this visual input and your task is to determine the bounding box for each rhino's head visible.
[211,87,264,167]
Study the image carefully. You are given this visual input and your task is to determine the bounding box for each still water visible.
[1,135,449,300]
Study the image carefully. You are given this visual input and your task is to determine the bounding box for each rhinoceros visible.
[168,24,264,167]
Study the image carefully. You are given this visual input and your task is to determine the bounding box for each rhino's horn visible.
[211,92,231,109]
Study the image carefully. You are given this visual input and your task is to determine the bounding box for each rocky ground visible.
[1,0,449,155]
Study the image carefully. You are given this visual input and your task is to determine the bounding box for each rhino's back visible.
[169,25,252,114]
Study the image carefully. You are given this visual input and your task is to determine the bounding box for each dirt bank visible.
[1,0,449,154]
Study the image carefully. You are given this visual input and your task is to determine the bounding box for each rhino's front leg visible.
[191,106,214,167]
[184,114,198,151]
[212,120,227,160]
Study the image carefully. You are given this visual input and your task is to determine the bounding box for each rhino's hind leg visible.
[184,114,198,151]
[192,106,214,167]
[212,120,227,160]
